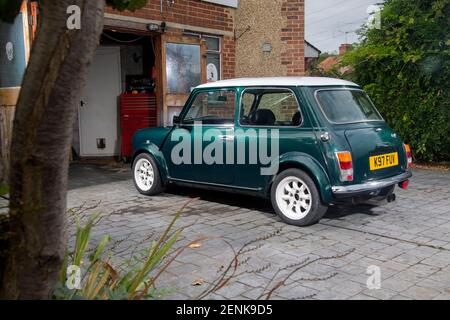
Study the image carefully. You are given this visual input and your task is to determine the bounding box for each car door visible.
[234,87,323,190]
[162,88,237,185]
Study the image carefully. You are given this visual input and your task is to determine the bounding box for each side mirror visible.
[173,115,181,125]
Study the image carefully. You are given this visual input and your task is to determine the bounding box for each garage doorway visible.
[73,30,158,159]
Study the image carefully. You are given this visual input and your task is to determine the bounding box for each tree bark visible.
[0,0,105,299]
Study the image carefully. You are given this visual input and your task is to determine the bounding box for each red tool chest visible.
[120,93,157,160]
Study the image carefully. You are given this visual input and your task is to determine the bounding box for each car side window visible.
[240,92,256,124]
[183,90,236,125]
[239,89,302,127]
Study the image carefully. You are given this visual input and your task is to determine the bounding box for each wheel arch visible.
[132,143,169,185]
[268,154,333,204]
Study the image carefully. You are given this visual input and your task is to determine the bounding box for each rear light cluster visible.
[404,144,413,168]
[336,151,353,182]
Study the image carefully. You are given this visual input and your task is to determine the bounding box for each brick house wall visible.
[103,0,238,126]
[105,0,305,79]
[107,1,234,32]
[281,0,305,75]
[105,0,236,79]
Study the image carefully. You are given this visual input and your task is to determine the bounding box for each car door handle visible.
[218,135,234,141]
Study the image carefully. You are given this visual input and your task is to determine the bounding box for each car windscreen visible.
[315,89,383,123]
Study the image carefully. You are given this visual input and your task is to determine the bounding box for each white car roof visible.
[196,77,358,89]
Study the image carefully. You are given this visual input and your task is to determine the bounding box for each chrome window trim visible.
[237,87,305,129]
[313,88,385,125]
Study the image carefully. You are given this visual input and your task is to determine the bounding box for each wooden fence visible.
[0,88,19,183]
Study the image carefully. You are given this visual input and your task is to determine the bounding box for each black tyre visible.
[270,168,328,226]
[132,153,163,196]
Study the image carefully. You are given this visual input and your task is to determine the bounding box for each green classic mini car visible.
[132,77,413,226]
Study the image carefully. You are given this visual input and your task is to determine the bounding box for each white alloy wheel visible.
[275,176,312,220]
[134,158,155,192]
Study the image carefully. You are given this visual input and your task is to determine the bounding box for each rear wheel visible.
[132,153,163,196]
[271,169,328,226]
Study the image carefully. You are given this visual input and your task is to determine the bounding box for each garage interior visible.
[72,29,159,161]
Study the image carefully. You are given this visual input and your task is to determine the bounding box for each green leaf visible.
[89,234,111,263]
[73,214,100,266]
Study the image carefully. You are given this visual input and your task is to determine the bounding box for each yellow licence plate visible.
[370,152,399,171]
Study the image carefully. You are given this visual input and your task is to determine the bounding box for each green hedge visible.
[341,0,450,161]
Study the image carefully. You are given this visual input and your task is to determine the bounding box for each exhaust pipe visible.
[387,193,396,203]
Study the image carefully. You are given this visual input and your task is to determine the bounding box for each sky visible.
[305,0,383,53]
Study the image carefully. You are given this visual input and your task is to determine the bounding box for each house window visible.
[165,43,202,93]
[204,36,221,82]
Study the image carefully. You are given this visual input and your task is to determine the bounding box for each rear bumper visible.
[331,171,412,197]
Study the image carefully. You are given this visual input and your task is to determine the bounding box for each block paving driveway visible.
[68,164,450,300]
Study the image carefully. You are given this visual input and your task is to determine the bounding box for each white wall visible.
[305,43,320,58]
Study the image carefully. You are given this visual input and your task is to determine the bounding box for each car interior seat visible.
[292,111,302,126]
[250,109,276,126]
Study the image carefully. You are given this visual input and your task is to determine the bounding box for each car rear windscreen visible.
[316,89,383,123]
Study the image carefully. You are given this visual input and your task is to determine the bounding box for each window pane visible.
[166,43,201,94]
[240,92,256,124]
[184,90,236,125]
[240,89,301,127]
[316,90,383,123]
[206,53,220,82]
[205,37,220,52]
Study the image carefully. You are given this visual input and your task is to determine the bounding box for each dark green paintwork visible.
[132,84,409,204]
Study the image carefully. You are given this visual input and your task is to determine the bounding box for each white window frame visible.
[184,32,222,81]
[201,0,238,8]
[204,35,222,81]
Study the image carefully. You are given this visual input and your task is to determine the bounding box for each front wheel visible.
[271,169,328,226]
[132,153,163,196]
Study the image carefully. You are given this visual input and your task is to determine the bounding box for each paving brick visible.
[402,285,442,300]
[67,165,450,300]
[214,282,254,299]
[363,288,398,300]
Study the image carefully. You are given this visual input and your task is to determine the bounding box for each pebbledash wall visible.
[235,0,305,77]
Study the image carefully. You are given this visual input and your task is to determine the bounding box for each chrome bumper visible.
[332,171,412,196]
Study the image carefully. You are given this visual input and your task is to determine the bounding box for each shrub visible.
[53,201,195,300]
[341,0,450,161]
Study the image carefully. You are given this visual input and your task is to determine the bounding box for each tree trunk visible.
[0,0,105,299]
